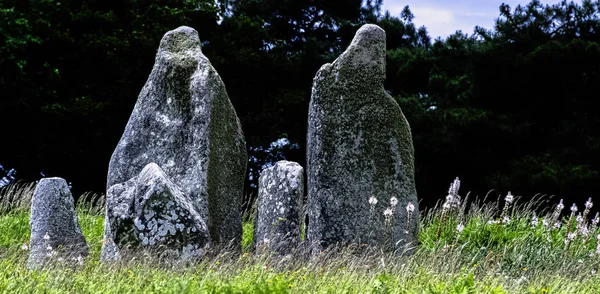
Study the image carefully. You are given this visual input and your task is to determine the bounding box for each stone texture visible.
[254,161,304,254]
[105,26,247,250]
[28,178,88,269]
[306,24,418,251]
[101,163,211,261]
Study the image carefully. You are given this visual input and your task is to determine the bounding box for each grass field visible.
[1,181,600,293]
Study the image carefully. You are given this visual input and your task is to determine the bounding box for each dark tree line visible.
[1,0,600,208]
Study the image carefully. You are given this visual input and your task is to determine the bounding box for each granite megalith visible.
[101,163,210,261]
[103,26,247,254]
[28,178,88,269]
[254,161,304,254]
[306,24,418,252]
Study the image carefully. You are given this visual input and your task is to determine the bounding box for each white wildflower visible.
[46,245,52,251]
[456,223,465,233]
[596,235,600,255]
[531,214,539,228]
[567,231,577,241]
[384,208,393,217]
[384,207,393,226]
[542,218,549,227]
[58,257,64,262]
[406,202,415,214]
[586,198,593,210]
[553,222,562,230]
[577,213,584,224]
[449,177,461,195]
[557,199,565,211]
[369,196,378,206]
[263,238,270,244]
[571,203,578,213]
[578,259,584,263]
[504,192,514,204]
[46,250,57,257]
[591,213,599,234]
[43,232,50,240]
[77,255,84,265]
[443,177,461,210]
[487,220,499,225]
[580,226,590,237]
[390,197,398,207]
[502,215,510,224]
[21,243,29,251]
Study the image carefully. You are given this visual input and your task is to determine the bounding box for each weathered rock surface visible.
[28,178,88,269]
[101,163,210,261]
[105,26,247,249]
[306,24,418,251]
[254,161,304,254]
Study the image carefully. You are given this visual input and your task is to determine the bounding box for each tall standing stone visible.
[28,178,88,269]
[104,26,247,254]
[306,24,418,251]
[254,161,304,254]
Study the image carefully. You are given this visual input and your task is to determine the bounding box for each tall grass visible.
[1,181,600,293]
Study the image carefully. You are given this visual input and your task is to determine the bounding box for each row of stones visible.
[26,161,302,269]
[25,23,418,269]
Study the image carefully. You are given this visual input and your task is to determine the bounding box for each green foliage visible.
[3,0,600,209]
[0,212,29,249]
[242,221,254,253]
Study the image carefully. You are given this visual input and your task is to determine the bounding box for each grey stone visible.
[28,178,88,269]
[306,24,418,252]
[254,161,304,254]
[105,26,247,249]
[101,163,210,261]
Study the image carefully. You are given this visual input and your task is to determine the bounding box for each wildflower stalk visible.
[564,203,578,254]
[405,202,415,239]
[435,211,446,242]
[500,192,514,224]
[550,199,565,231]
[590,213,599,237]
[437,177,461,242]
[581,198,593,242]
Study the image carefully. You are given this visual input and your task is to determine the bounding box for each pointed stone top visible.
[158,26,202,54]
[349,24,386,49]
[326,24,387,88]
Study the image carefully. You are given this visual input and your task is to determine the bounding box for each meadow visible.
[1,181,600,293]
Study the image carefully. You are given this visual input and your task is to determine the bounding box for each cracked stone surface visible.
[105,26,247,251]
[306,24,418,252]
[254,161,304,254]
[101,163,210,261]
[28,178,88,269]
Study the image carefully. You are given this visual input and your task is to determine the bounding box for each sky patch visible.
[381,0,583,40]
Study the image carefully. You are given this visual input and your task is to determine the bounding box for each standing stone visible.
[28,178,88,269]
[306,24,418,251]
[101,163,210,261]
[104,26,247,253]
[254,161,304,254]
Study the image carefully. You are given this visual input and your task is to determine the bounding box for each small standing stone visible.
[254,161,304,254]
[28,178,88,269]
[101,163,211,261]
